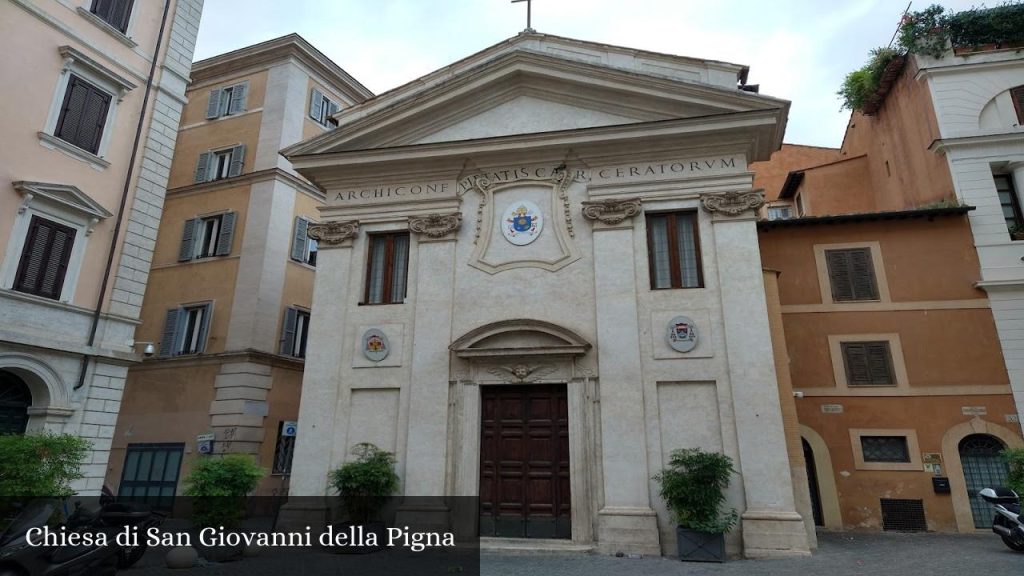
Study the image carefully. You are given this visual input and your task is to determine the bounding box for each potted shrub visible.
[182,454,264,562]
[1009,224,1024,242]
[328,443,399,554]
[653,448,738,563]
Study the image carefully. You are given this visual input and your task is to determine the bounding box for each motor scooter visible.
[0,499,120,576]
[979,487,1024,552]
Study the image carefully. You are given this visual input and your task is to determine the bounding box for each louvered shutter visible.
[159,308,181,357]
[195,303,213,353]
[309,88,324,121]
[291,217,309,261]
[55,77,89,149]
[280,307,298,355]
[194,152,211,183]
[14,217,76,300]
[865,342,894,384]
[826,250,853,301]
[206,88,223,119]
[849,249,879,300]
[227,144,245,177]
[843,343,871,386]
[227,82,247,115]
[178,218,197,261]
[78,85,111,154]
[214,212,236,256]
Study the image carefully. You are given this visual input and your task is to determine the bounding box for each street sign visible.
[282,421,298,437]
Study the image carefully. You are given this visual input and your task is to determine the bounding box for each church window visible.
[364,232,409,305]
[646,211,702,289]
[995,174,1023,235]
[825,248,878,301]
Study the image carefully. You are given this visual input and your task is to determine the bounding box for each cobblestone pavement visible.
[123,531,1022,576]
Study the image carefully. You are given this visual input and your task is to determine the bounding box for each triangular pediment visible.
[284,34,787,157]
[13,181,113,220]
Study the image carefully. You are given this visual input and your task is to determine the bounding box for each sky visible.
[192,0,979,148]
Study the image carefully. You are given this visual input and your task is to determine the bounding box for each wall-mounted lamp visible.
[134,342,156,358]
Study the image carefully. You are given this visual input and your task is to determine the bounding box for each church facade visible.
[280,33,810,557]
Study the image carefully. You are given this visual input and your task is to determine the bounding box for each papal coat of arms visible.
[667,315,698,353]
[362,328,390,362]
[501,200,543,246]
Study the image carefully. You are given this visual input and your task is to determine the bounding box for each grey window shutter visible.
[214,212,236,256]
[826,250,853,301]
[865,342,894,384]
[206,88,223,119]
[843,342,893,385]
[291,217,309,261]
[227,82,247,114]
[227,144,246,178]
[196,303,213,354]
[178,218,197,261]
[309,88,323,121]
[159,308,180,357]
[280,307,299,355]
[194,152,211,183]
[849,249,879,300]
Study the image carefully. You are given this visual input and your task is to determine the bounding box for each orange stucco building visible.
[753,46,1023,534]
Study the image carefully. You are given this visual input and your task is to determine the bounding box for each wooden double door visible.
[479,384,571,539]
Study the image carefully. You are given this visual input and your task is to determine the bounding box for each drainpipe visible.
[75,0,172,390]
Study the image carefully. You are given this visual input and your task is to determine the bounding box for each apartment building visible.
[105,34,372,498]
[0,0,202,494]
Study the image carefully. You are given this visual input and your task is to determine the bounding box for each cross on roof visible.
[511,0,535,33]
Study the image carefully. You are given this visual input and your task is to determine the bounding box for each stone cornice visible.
[190,34,373,103]
[307,220,359,247]
[131,349,306,372]
[408,212,462,240]
[290,110,781,178]
[701,189,765,217]
[166,167,325,201]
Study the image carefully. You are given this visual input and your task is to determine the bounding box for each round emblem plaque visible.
[666,315,698,353]
[501,200,543,245]
[362,329,390,362]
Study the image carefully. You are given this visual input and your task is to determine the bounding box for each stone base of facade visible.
[276,499,329,532]
[740,510,811,558]
[596,506,661,556]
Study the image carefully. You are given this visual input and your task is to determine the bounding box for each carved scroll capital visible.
[581,197,642,226]
[307,220,359,247]
[408,212,462,240]
[700,190,765,217]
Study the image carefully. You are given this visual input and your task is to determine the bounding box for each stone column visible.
[396,213,461,529]
[703,191,810,558]
[277,221,358,530]
[585,199,660,555]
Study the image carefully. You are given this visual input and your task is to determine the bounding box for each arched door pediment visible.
[450,319,591,359]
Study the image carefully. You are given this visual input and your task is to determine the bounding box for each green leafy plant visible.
[653,448,738,533]
[0,433,91,497]
[837,47,901,111]
[183,454,264,528]
[1004,447,1024,494]
[898,2,1024,58]
[1008,224,1024,240]
[329,443,399,524]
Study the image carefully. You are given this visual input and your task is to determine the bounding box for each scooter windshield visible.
[1,499,57,545]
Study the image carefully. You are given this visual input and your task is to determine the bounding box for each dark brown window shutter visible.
[14,216,76,300]
[842,341,894,386]
[91,0,134,33]
[826,248,879,301]
[54,75,111,154]
[1011,85,1024,125]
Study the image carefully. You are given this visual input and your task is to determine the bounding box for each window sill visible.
[288,259,317,271]
[38,132,110,171]
[358,301,406,306]
[76,7,138,48]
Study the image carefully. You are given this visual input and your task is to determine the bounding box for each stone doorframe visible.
[941,417,1024,533]
[799,425,843,530]
[448,319,600,545]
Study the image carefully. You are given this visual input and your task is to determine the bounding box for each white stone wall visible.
[919,50,1024,424]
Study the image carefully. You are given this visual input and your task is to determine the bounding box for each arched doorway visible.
[0,369,32,434]
[802,438,824,526]
[959,434,1009,528]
